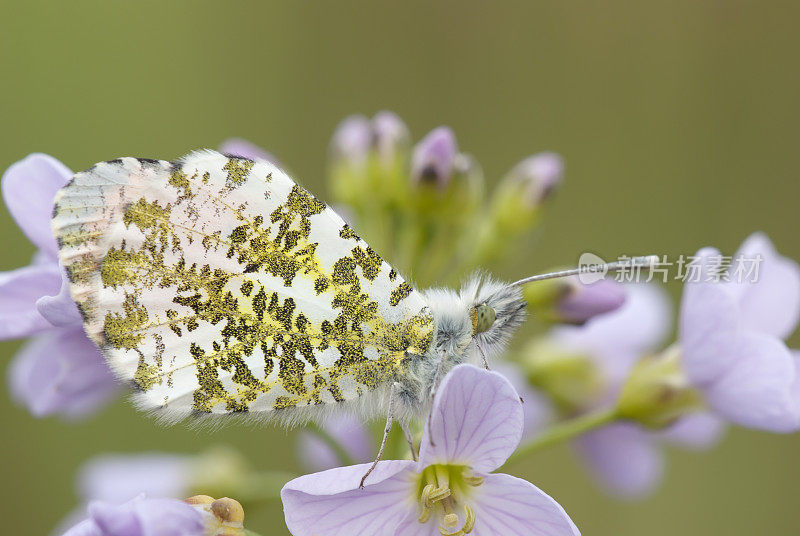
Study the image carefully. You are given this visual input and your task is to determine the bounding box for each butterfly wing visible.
[52,150,433,421]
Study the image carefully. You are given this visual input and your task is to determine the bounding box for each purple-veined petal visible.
[297,413,375,472]
[494,363,554,440]
[79,454,193,504]
[281,460,415,536]
[702,331,799,432]
[574,423,663,499]
[552,283,672,386]
[418,365,523,473]
[8,328,118,419]
[218,138,277,164]
[36,270,83,327]
[728,232,800,340]
[470,472,580,536]
[1,153,72,257]
[679,248,741,386]
[657,412,727,450]
[392,513,441,536]
[0,263,62,339]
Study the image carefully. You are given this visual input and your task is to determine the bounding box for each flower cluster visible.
[3,110,800,535]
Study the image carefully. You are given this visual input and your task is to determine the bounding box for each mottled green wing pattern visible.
[52,150,433,420]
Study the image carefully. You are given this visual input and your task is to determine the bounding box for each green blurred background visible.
[2,1,800,534]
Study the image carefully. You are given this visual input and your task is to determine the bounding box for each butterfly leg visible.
[426,349,448,446]
[398,415,418,462]
[359,384,398,488]
[475,339,491,370]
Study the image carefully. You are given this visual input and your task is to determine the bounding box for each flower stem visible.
[505,407,618,466]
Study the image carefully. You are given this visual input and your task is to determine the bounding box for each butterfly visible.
[52,150,649,483]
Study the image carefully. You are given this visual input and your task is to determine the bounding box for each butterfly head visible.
[462,275,528,361]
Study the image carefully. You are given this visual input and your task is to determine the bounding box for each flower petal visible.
[470,472,580,535]
[91,496,204,536]
[1,153,72,257]
[8,328,118,418]
[281,460,415,536]
[703,331,799,432]
[418,365,523,473]
[679,248,741,386]
[728,232,800,340]
[574,423,663,499]
[0,263,62,338]
[36,269,83,327]
[657,412,727,450]
[297,413,375,472]
[218,138,277,164]
[78,454,192,503]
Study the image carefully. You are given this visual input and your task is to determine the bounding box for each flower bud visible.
[518,338,603,412]
[329,115,372,166]
[371,110,410,164]
[556,278,626,325]
[616,346,703,428]
[488,152,564,230]
[218,138,278,164]
[523,275,625,325]
[507,152,563,206]
[410,126,458,189]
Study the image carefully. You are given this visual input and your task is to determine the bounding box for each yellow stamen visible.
[463,505,476,533]
[416,464,483,536]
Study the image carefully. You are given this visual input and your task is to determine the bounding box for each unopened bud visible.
[556,278,626,325]
[330,115,372,165]
[507,152,563,206]
[523,275,625,325]
[218,138,278,164]
[371,111,410,163]
[616,346,702,428]
[518,338,603,412]
[410,126,457,189]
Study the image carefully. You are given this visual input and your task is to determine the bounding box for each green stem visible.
[504,407,618,466]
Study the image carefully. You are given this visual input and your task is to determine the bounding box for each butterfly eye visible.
[471,304,496,334]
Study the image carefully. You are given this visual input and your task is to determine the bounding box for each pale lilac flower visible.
[78,454,193,504]
[297,414,375,472]
[282,365,579,536]
[410,126,458,188]
[62,495,205,536]
[679,233,800,432]
[505,152,564,206]
[555,277,626,325]
[1,154,118,418]
[548,284,725,497]
[218,138,278,164]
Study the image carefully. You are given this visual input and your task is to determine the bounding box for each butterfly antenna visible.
[506,255,661,288]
